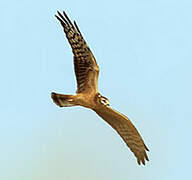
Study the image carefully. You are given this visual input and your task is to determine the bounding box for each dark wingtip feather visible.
[74,21,82,35]
[63,11,67,17]
[145,144,150,151]
[137,151,149,165]
[57,11,63,19]
[137,159,141,165]
[145,155,149,162]
[55,15,63,25]
[55,11,68,25]
[142,158,145,165]
[144,151,149,161]
[55,14,59,20]
[63,11,74,27]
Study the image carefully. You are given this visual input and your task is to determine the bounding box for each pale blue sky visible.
[1,0,192,179]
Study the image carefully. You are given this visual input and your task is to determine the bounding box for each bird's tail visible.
[51,92,76,107]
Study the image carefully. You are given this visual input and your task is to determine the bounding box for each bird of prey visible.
[51,11,149,165]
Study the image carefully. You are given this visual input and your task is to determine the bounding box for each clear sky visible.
[1,0,192,179]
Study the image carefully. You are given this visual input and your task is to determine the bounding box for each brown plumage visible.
[52,11,149,165]
[55,11,99,94]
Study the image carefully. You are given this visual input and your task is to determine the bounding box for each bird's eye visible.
[100,98,110,106]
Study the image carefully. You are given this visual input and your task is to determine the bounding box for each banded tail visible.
[51,92,76,107]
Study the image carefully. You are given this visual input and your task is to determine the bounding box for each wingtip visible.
[137,159,146,166]
[55,14,62,23]
[145,144,150,151]
[142,158,145,165]
[63,11,67,16]
[63,11,70,20]
[137,151,149,165]
[137,159,141,165]
[56,10,62,17]
[74,20,82,35]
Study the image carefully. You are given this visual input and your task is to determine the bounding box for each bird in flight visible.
[51,11,149,165]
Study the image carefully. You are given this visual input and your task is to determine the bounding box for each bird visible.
[51,11,149,165]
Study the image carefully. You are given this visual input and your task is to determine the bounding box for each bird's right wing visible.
[94,106,149,165]
[55,11,99,94]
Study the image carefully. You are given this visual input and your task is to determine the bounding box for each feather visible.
[55,11,99,94]
[94,106,149,165]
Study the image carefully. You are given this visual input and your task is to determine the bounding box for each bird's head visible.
[95,93,110,106]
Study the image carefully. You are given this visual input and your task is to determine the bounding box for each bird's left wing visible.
[55,11,99,94]
[94,106,149,165]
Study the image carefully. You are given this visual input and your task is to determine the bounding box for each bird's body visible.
[51,11,149,165]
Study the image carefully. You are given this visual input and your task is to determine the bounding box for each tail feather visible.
[51,92,76,107]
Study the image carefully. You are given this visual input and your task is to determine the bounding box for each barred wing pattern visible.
[54,11,149,165]
[55,11,99,93]
[95,106,149,165]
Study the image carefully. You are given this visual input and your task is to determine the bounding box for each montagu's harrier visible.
[51,11,149,165]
